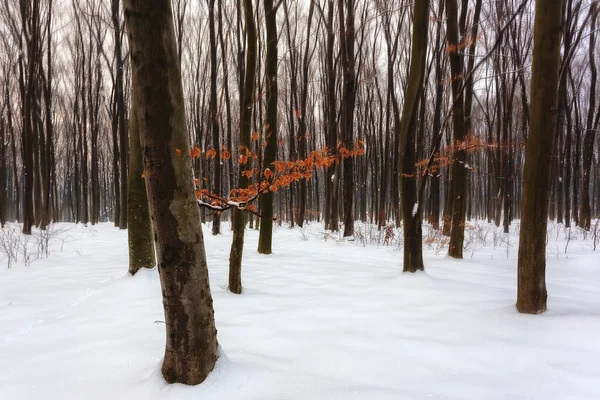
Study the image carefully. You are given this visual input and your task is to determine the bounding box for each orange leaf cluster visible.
[221,146,231,160]
[190,147,201,159]
[193,141,366,209]
[205,148,217,160]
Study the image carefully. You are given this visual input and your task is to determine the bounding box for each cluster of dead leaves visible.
[191,141,366,208]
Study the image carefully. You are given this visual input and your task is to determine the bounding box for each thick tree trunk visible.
[517,0,562,314]
[123,0,219,383]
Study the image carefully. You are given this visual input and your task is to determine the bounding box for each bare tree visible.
[517,0,563,314]
[123,0,219,384]
[399,0,429,272]
[229,0,257,294]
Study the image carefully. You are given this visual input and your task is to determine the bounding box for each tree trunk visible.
[123,0,219,383]
[258,0,278,254]
[296,1,315,228]
[399,0,429,272]
[325,1,339,232]
[339,0,356,238]
[580,2,598,230]
[208,0,222,236]
[0,116,5,227]
[113,0,128,229]
[229,0,257,293]
[517,0,562,314]
[445,0,467,258]
[127,68,156,275]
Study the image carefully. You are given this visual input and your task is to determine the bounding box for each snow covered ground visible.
[0,221,599,400]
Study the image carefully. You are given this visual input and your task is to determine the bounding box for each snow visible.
[1,221,599,400]
[412,203,419,216]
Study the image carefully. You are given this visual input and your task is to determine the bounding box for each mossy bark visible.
[123,0,219,384]
[517,0,562,314]
[127,70,155,275]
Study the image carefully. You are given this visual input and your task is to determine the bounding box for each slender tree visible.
[399,0,429,272]
[445,0,467,258]
[338,0,356,237]
[112,0,128,229]
[208,0,222,235]
[229,0,257,293]
[258,0,278,254]
[580,1,598,230]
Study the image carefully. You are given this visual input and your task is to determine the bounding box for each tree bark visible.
[123,0,219,383]
[127,68,156,275]
[0,116,5,227]
[445,0,467,258]
[113,0,128,229]
[229,0,257,293]
[580,2,598,230]
[399,0,429,273]
[258,0,278,254]
[208,0,222,236]
[517,0,562,314]
[339,0,356,238]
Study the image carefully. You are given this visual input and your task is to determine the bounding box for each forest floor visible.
[0,220,599,400]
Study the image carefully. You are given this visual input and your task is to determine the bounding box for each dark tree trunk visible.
[339,0,356,238]
[258,0,278,254]
[21,0,41,235]
[517,0,562,314]
[324,1,338,231]
[580,2,598,230]
[41,0,55,228]
[113,0,128,229]
[123,0,219,383]
[399,0,429,272]
[445,0,467,258]
[208,0,222,235]
[229,0,257,293]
